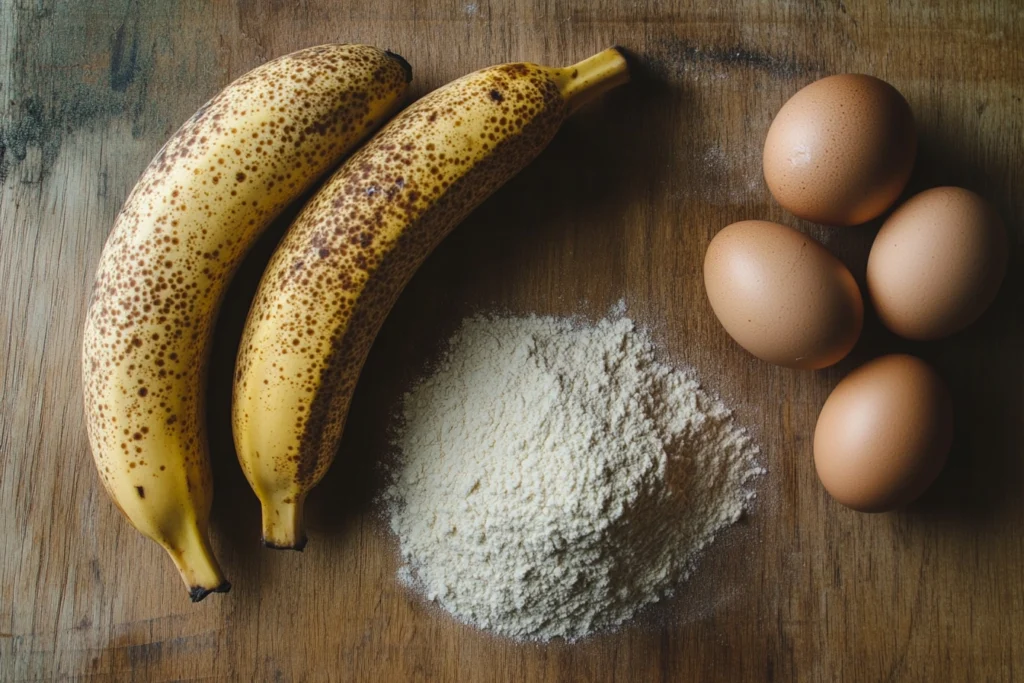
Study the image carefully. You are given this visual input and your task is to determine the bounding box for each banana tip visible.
[609,46,634,74]
[263,535,308,552]
[385,50,413,84]
[189,580,232,603]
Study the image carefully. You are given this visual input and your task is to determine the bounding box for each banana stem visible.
[165,523,230,602]
[554,47,631,113]
[261,494,308,551]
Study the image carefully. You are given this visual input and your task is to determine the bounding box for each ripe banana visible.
[82,45,411,600]
[233,48,630,549]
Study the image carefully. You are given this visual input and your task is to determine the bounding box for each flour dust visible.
[384,307,764,642]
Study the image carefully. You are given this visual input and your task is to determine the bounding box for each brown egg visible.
[763,74,916,226]
[703,220,863,369]
[867,186,1009,340]
[814,354,952,512]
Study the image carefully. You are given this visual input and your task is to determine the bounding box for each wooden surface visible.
[2,1,1022,681]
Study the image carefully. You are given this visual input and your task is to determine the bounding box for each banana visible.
[82,45,411,600]
[233,48,630,549]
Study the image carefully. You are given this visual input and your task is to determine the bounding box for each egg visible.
[703,220,863,369]
[763,74,917,226]
[867,186,1009,340]
[813,354,953,512]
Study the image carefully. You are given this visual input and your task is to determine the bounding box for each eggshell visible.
[763,74,916,226]
[813,354,953,512]
[703,220,864,369]
[867,186,1009,340]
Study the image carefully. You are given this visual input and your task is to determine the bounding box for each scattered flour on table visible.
[385,309,764,642]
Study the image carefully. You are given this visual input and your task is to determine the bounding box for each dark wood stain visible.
[649,37,822,80]
[109,20,139,92]
[0,0,157,181]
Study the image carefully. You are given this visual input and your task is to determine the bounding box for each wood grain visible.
[2,1,1022,681]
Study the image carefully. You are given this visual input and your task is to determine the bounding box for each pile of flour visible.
[385,309,764,641]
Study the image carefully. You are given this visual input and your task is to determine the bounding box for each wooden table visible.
[2,1,1021,680]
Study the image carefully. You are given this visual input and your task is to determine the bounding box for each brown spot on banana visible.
[81,44,411,599]
[233,48,630,550]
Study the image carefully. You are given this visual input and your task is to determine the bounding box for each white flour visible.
[385,309,763,642]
